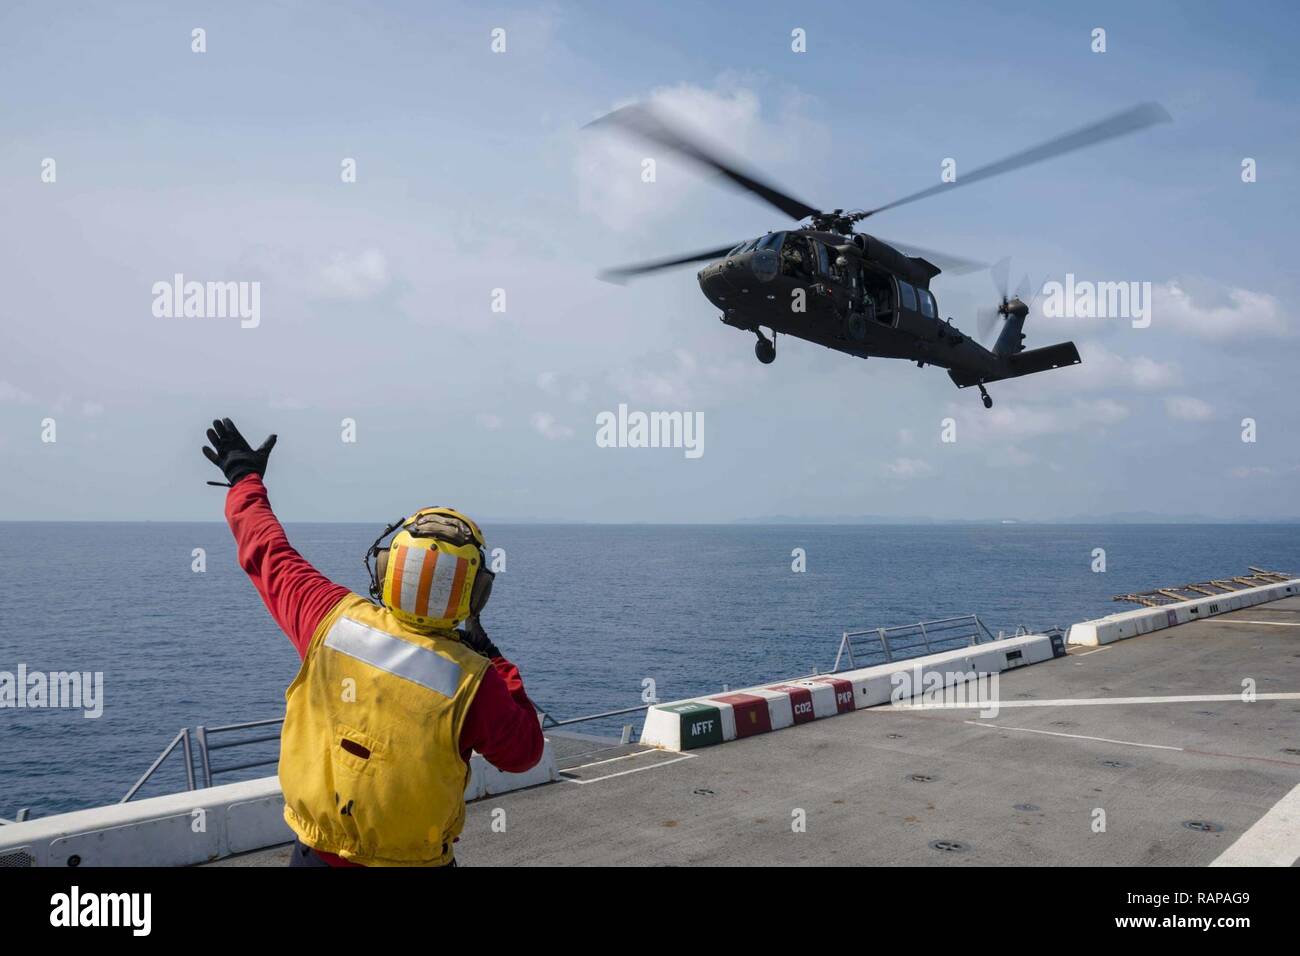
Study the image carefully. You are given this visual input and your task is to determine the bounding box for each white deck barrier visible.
[1066,579,1300,647]
[641,632,1063,751]
[0,743,557,867]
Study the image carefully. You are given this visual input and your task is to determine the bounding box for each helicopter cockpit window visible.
[726,243,745,257]
[758,231,785,251]
[919,288,936,318]
[781,235,814,278]
[813,241,830,276]
[740,238,760,253]
[897,279,918,312]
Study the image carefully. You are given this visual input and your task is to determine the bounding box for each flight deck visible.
[208,593,1300,867]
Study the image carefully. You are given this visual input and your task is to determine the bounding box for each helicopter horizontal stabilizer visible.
[948,342,1082,388]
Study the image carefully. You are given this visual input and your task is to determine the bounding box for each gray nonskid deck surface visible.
[209,597,1300,867]
[455,597,1300,866]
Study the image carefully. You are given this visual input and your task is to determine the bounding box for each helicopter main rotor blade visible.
[876,236,988,276]
[860,102,1172,219]
[587,104,821,222]
[598,242,741,284]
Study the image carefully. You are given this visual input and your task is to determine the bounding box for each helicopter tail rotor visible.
[979,258,1043,354]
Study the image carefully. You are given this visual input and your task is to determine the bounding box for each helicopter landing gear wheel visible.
[755,331,776,365]
[978,384,993,409]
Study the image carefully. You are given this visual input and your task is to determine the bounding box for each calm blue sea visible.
[1,521,1297,816]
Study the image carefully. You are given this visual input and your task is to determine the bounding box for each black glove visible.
[202,418,277,487]
[460,616,501,659]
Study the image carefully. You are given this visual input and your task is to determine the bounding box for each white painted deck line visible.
[1210,781,1300,867]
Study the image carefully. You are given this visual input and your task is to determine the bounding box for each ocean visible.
[1,521,1296,816]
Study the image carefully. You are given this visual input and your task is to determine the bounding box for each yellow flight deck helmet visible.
[364,507,494,631]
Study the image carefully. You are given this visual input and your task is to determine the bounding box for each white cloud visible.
[885,457,935,478]
[531,412,574,440]
[608,348,756,408]
[992,446,1036,467]
[1164,395,1214,421]
[268,396,310,411]
[1230,465,1273,479]
[958,398,1129,441]
[537,372,590,405]
[0,381,33,404]
[318,249,391,300]
[1010,342,1177,396]
[1153,280,1288,339]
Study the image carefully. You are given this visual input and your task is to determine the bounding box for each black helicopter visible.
[591,101,1170,408]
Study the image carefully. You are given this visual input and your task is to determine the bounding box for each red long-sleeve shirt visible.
[224,475,544,862]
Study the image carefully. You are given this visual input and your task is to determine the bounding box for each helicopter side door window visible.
[813,241,830,277]
[863,271,895,326]
[897,279,918,313]
[919,288,936,319]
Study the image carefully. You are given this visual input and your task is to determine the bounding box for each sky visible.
[1,0,1297,523]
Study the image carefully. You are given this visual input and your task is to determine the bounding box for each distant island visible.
[730,512,1300,525]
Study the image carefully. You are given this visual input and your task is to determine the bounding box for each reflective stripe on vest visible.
[323,614,462,698]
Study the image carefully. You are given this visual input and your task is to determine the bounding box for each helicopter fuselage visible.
[697,229,1004,379]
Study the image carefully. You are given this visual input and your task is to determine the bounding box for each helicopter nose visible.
[697,259,736,308]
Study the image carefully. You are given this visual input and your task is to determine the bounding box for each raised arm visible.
[204,419,348,658]
[225,476,349,658]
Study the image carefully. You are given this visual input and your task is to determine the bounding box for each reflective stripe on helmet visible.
[323,615,463,698]
[399,544,424,614]
[390,543,468,622]
[413,548,438,618]
[443,557,468,619]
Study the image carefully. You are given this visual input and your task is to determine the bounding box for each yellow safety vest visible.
[279,593,488,866]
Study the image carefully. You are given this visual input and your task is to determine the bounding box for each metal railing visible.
[121,719,282,801]
[833,613,1010,672]
[195,718,284,789]
[123,703,651,803]
[121,728,195,803]
[536,703,648,730]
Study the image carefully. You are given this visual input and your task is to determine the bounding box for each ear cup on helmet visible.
[469,563,494,616]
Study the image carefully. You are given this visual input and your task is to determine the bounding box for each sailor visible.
[202,418,544,867]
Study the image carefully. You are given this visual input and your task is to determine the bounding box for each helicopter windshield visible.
[757,231,786,251]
